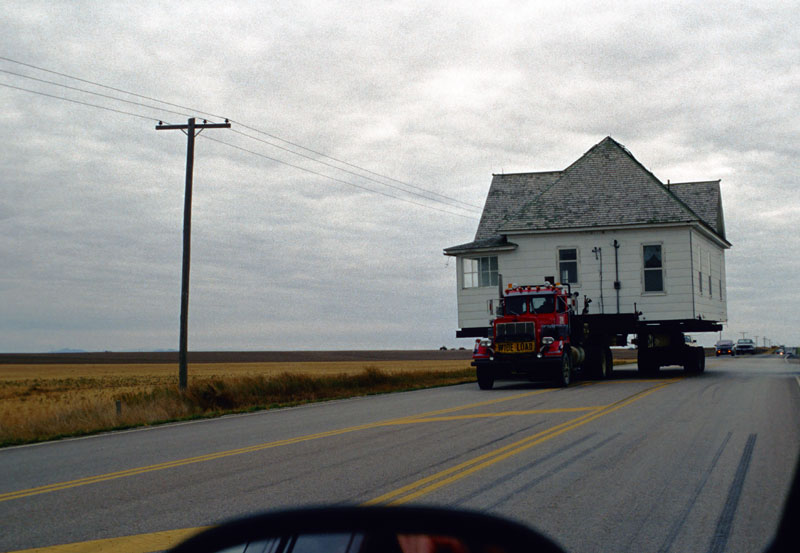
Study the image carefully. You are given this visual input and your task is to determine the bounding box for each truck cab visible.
[472,284,597,389]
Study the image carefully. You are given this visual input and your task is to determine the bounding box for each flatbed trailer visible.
[471,284,719,389]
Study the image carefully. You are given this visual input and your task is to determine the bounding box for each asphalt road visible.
[2,355,798,553]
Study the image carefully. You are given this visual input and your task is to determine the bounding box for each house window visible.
[709,275,713,298]
[462,256,498,288]
[558,248,578,284]
[699,271,703,295]
[719,279,723,301]
[643,245,664,292]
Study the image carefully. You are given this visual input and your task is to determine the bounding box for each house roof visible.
[668,179,726,239]
[444,137,728,255]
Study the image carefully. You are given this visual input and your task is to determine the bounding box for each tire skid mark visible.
[483,432,623,510]
[454,433,598,506]
[707,433,757,553]
[657,432,732,553]
[366,380,678,505]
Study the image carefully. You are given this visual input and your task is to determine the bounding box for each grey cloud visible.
[1,1,798,351]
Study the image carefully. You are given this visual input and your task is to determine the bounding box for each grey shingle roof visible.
[668,180,725,239]
[475,171,562,240]
[445,137,728,255]
[442,171,561,254]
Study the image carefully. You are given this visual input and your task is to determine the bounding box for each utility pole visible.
[156,117,230,389]
[740,331,747,340]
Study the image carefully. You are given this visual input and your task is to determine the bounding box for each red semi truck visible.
[472,282,710,389]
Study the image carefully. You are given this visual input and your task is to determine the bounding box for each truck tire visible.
[477,366,494,390]
[605,347,614,378]
[587,347,609,380]
[685,347,706,374]
[638,351,660,375]
[683,350,698,373]
[555,354,572,387]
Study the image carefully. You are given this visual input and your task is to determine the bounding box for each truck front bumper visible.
[472,355,561,378]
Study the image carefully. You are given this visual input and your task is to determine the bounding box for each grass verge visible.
[0,367,475,447]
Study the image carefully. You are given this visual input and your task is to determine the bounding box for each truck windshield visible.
[531,295,555,313]
[503,295,555,315]
[503,296,528,315]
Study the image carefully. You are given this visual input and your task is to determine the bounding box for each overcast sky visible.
[1,1,798,352]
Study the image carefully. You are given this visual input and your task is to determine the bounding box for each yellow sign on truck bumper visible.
[495,341,535,354]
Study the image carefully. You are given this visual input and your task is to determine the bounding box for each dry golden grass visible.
[0,360,473,447]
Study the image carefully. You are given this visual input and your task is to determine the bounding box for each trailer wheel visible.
[588,347,608,380]
[476,366,494,390]
[683,351,698,373]
[685,347,706,374]
[604,347,614,378]
[555,354,572,387]
[638,352,660,375]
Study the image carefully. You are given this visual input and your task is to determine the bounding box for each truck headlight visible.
[542,337,554,345]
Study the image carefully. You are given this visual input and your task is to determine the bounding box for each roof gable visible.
[668,180,726,239]
[500,137,700,233]
[445,137,729,256]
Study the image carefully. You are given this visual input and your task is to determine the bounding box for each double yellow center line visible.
[366,379,677,504]
[4,379,679,553]
[1,388,554,503]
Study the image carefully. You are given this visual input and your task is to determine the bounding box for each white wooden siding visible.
[454,225,728,330]
[690,229,728,322]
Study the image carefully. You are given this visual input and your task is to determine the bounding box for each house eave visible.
[443,243,518,257]
[693,222,732,249]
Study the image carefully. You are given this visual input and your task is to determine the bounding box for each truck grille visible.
[496,322,535,342]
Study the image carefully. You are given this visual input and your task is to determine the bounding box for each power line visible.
[231,120,483,210]
[0,68,195,120]
[0,82,159,122]
[3,62,475,212]
[0,55,219,120]
[200,134,479,221]
[0,80,478,220]
[0,56,480,211]
[230,128,478,213]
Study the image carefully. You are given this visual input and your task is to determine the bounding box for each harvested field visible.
[0,353,474,447]
[0,349,473,365]
[0,349,644,447]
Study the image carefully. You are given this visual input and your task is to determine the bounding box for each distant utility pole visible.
[156,117,230,390]
[740,331,747,339]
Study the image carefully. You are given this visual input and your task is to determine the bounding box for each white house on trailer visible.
[444,137,731,339]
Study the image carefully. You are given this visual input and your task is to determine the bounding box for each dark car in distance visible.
[716,340,735,356]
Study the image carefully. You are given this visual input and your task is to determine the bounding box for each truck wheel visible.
[604,347,614,378]
[638,352,660,375]
[589,347,608,380]
[555,354,572,387]
[683,350,699,373]
[684,347,706,374]
[476,366,494,390]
